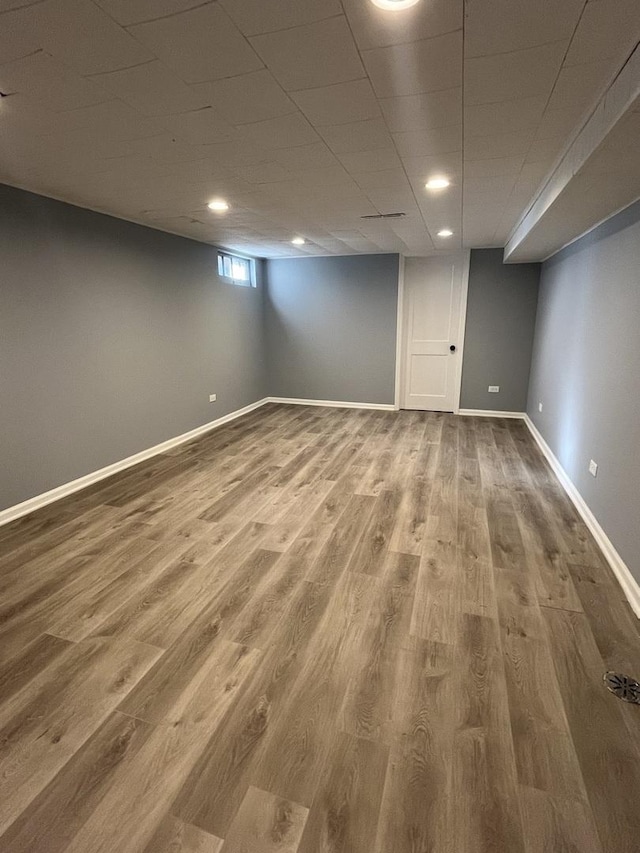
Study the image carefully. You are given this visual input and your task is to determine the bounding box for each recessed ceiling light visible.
[292,237,306,245]
[437,229,454,238]
[425,177,450,190]
[371,0,421,9]
[207,199,229,212]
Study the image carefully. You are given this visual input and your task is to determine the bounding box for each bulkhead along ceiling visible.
[0,0,639,259]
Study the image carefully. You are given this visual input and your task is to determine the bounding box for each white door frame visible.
[394,250,470,413]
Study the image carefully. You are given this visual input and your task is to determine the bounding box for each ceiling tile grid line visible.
[505,40,640,261]
[484,2,632,247]
[484,0,592,244]
[336,0,462,254]
[0,0,638,257]
[463,0,591,246]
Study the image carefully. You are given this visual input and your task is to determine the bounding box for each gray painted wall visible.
[0,183,267,512]
[265,254,399,405]
[527,200,640,585]
[460,248,540,412]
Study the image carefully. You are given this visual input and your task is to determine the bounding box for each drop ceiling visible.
[0,0,638,259]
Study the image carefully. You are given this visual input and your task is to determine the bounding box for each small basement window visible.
[217,251,256,287]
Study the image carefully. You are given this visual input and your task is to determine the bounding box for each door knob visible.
[450,344,456,352]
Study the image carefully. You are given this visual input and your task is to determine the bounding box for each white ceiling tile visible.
[193,70,295,126]
[337,148,403,173]
[291,79,380,127]
[0,5,42,64]
[238,113,319,149]
[249,17,364,92]
[159,108,239,144]
[545,60,616,113]
[292,166,354,187]
[352,167,411,190]
[534,107,584,141]
[156,158,228,183]
[93,0,205,26]
[363,31,462,98]
[462,202,504,227]
[392,125,462,157]
[465,129,534,160]
[105,134,209,165]
[268,177,364,202]
[0,0,43,8]
[464,96,547,137]
[365,189,420,214]
[319,118,393,154]
[233,162,292,184]
[272,142,340,171]
[92,60,210,116]
[0,50,111,112]
[379,88,461,132]
[342,0,462,50]
[192,139,267,167]
[564,0,640,67]
[401,151,463,179]
[465,42,567,105]
[517,159,554,186]
[128,4,263,84]
[524,135,565,164]
[26,0,154,75]
[220,0,342,37]
[48,99,168,146]
[465,0,584,57]
[464,156,525,177]
[462,223,501,246]
[415,193,463,230]
[464,174,517,199]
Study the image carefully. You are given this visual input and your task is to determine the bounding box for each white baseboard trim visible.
[524,415,640,619]
[458,409,526,419]
[0,397,270,529]
[266,396,396,411]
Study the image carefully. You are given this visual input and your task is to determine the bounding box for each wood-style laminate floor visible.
[1,403,639,852]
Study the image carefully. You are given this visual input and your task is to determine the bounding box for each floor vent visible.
[603,671,640,704]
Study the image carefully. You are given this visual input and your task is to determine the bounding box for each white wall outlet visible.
[209,394,217,403]
[488,385,500,393]
[538,402,543,412]
[589,459,598,477]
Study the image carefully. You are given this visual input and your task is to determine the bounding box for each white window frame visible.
[217,251,257,287]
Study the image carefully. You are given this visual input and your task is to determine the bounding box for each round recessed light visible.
[292,237,306,245]
[371,0,421,9]
[425,177,450,190]
[437,229,454,238]
[207,199,229,212]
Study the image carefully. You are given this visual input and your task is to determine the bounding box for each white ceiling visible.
[0,0,638,259]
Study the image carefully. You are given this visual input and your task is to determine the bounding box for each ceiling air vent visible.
[360,212,406,220]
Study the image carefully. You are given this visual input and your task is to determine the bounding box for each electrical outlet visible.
[209,394,217,403]
[488,385,500,393]
[589,459,598,477]
[538,402,543,412]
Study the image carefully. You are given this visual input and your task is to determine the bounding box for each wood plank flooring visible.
[1,403,639,852]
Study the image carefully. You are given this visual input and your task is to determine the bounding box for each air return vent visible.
[360,212,406,220]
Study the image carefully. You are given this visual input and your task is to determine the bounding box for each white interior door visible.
[401,254,468,412]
